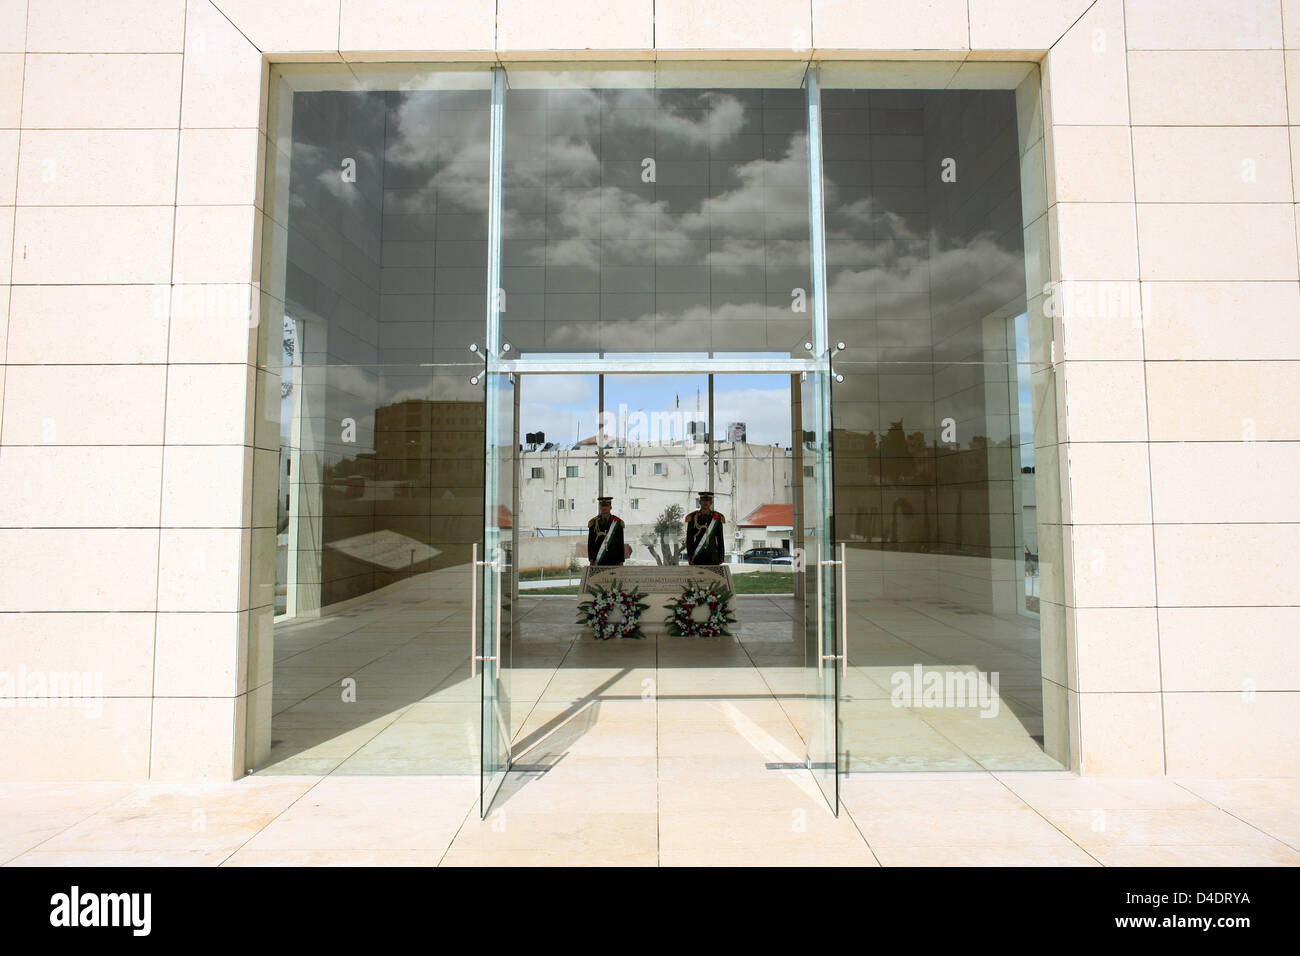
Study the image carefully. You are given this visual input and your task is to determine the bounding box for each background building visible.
[514,437,794,566]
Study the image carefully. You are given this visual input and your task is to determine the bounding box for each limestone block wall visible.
[1041,0,1300,775]
[0,0,1295,780]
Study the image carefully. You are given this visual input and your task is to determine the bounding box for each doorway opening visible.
[246,61,1067,819]
[493,368,823,812]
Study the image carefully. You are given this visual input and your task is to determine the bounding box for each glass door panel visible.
[253,359,487,777]
[480,364,514,815]
[800,365,840,813]
[829,357,1067,773]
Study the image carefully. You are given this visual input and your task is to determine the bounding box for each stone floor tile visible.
[840,775,1029,811]
[994,773,1214,810]
[36,810,281,854]
[1174,778,1300,810]
[656,755,795,782]
[1088,843,1300,866]
[1042,807,1287,848]
[7,849,232,866]
[659,843,879,866]
[1224,808,1300,848]
[221,848,447,866]
[492,758,659,813]
[0,782,139,819]
[851,807,1077,847]
[658,773,832,813]
[440,847,657,866]
[0,826,79,863]
[447,810,659,855]
[871,844,1100,866]
[658,808,869,852]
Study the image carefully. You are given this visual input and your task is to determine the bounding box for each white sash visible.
[690,515,720,562]
[595,517,622,563]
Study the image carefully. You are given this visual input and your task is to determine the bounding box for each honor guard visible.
[685,491,726,566]
[587,496,626,566]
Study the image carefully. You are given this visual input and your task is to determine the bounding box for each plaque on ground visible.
[580,564,734,596]
[326,529,441,570]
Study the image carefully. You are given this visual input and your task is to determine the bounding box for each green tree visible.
[640,504,685,565]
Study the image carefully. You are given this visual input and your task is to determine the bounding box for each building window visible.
[566,465,579,478]
[654,462,664,475]
[605,463,613,477]
[569,498,575,510]
[530,467,543,479]
[722,460,730,474]
[804,465,814,477]
[629,463,637,476]
[631,499,639,510]
[557,499,564,510]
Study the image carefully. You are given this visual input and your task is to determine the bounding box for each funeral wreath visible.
[664,580,737,637]
[576,580,651,640]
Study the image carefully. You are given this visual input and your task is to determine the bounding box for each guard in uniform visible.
[685,491,726,565]
[587,496,626,566]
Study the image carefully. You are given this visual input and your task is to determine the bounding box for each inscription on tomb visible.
[580,564,734,595]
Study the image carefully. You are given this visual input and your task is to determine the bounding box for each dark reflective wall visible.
[280,89,491,614]
[822,89,1062,770]
[825,90,1030,581]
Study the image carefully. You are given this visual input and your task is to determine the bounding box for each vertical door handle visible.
[839,541,848,677]
[818,543,842,673]
[470,542,478,678]
[492,549,504,680]
[470,543,493,677]
[816,540,824,676]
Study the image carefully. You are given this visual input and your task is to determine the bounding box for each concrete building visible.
[514,438,794,565]
[0,1,1298,823]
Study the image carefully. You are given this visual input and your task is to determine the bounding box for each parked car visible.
[742,547,790,564]
[769,555,794,567]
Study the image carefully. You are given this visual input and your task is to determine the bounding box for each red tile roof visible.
[739,503,793,527]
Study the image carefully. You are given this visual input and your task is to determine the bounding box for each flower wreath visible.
[664,581,736,638]
[576,581,650,641]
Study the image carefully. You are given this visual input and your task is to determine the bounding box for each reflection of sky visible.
[282,88,1035,459]
[518,373,792,447]
[285,87,1028,366]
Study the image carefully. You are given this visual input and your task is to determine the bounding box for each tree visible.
[281,315,296,399]
[640,504,686,565]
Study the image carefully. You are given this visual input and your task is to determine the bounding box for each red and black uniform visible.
[685,508,726,565]
[587,514,626,566]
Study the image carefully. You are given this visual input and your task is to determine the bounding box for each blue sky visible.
[519,373,794,447]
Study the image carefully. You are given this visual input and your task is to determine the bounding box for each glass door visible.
[800,365,841,813]
[479,65,512,818]
[799,65,841,813]
[479,362,514,816]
